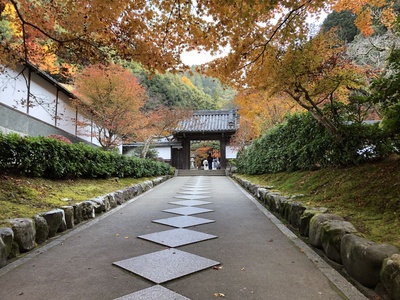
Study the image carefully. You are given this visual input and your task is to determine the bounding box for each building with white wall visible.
[123,110,239,168]
[0,63,100,146]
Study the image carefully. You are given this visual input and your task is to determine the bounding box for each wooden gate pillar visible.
[220,136,227,169]
[182,138,191,169]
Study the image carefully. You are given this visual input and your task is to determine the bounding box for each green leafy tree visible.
[245,31,369,137]
[135,70,217,110]
[369,49,400,153]
[184,67,236,108]
[322,10,359,43]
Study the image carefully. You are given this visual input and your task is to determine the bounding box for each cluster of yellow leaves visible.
[214,292,225,297]
[234,89,300,139]
[181,76,196,88]
[231,89,303,148]
[229,29,370,139]
[334,0,395,36]
[2,3,22,37]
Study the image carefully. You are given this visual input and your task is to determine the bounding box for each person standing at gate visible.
[203,159,208,170]
[207,153,213,170]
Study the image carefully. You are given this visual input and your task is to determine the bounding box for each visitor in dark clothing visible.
[207,153,213,170]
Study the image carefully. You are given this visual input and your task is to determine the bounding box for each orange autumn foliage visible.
[333,0,395,36]
[0,0,396,76]
[73,63,146,149]
[132,106,192,158]
[231,89,302,149]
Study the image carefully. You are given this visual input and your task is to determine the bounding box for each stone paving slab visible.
[181,186,209,190]
[169,200,212,206]
[179,188,211,192]
[173,195,211,200]
[152,215,215,228]
[138,228,217,247]
[114,285,190,300]
[163,207,214,216]
[113,249,220,284]
[177,191,211,195]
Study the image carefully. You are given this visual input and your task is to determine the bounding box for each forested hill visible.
[123,61,236,111]
[184,66,237,109]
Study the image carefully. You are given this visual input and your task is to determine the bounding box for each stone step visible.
[176,169,226,176]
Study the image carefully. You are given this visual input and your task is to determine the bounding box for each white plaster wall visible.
[0,65,101,145]
[55,92,77,136]
[226,146,238,159]
[76,113,94,143]
[0,66,28,112]
[28,73,57,125]
[156,146,171,160]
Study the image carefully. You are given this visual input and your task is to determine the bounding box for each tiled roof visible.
[175,109,239,133]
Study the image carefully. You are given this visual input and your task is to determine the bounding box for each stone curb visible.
[231,174,400,300]
[0,175,172,271]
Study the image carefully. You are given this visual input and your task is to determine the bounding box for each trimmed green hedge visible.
[0,133,173,179]
[236,113,390,175]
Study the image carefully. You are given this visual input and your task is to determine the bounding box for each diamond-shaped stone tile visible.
[183,185,208,189]
[177,191,211,195]
[114,285,190,300]
[169,200,212,206]
[180,188,211,192]
[152,215,215,228]
[138,228,217,247]
[113,248,220,284]
[163,206,214,216]
[173,195,211,200]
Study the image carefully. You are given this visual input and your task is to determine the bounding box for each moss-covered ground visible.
[236,155,400,249]
[0,175,156,220]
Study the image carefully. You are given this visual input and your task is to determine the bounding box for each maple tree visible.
[0,0,395,76]
[72,63,146,150]
[191,141,220,168]
[0,0,397,147]
[239,31,370,136]
[131,106,192,158]
[232,89,301,148]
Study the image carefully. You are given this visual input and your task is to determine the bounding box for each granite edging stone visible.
[231,173,400,300]
[0,176,172,268]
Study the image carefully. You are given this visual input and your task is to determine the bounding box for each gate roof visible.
[174,109,239,134]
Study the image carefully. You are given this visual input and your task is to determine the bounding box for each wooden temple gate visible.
[172,109,239,170]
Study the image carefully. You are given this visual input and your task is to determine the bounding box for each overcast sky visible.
[180,49,225,66]
[180,12,326,67]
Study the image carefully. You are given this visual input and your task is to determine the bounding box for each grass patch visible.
[237,155,400,249]
[0,174,157,220]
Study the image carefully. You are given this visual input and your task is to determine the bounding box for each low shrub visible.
[236,113,391,174]
[0,133,173,179]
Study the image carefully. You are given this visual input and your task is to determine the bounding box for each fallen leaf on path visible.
[214,293,225,297]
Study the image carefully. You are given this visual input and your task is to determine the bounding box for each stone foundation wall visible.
[232,174,400,300]
[0,176,171,269]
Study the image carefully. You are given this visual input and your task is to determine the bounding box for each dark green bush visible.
[236,113,391,175]
[0,133,173,179]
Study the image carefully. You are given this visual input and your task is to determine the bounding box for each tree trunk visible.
[141,136,153,158]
